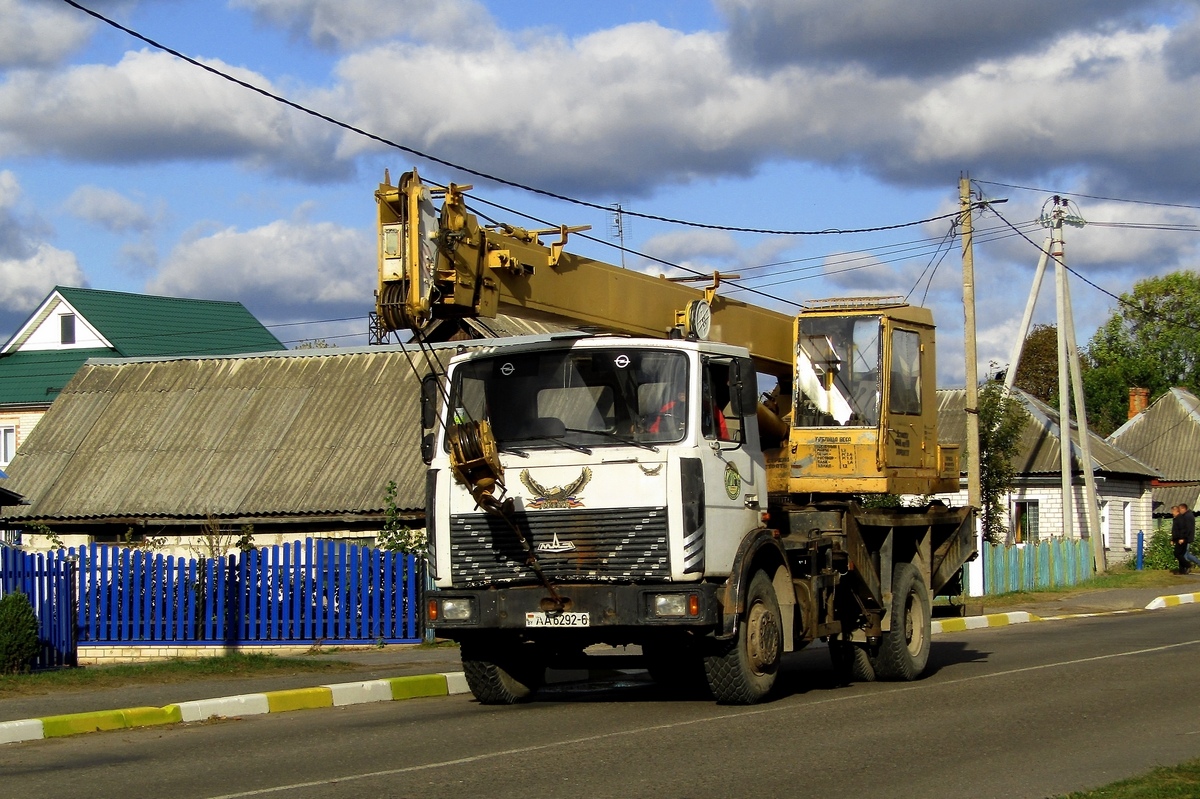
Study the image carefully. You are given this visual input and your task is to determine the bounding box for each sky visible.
[3,0,1200,386]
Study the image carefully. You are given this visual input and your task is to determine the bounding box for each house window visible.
[1014,500,1039,543]
[1100,500,1110,548]
[60,313,76,345]
[1123,501,1133,549]
[0,426,14,468]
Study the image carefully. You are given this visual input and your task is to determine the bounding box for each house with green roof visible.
[0,286,285,468]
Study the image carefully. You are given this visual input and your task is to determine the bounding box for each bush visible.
[0,591,40,674]
[1131,522,1200,571]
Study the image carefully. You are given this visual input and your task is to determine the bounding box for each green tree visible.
[1012,323,1061,404]
[377,481,425,555]
[1084,270,1200,435]
[977,382,1030,545]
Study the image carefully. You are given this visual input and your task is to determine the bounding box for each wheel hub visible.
[746,601,781,674]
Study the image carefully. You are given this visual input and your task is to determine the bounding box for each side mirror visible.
[420,374,440,464]
[420,374,439,429]
[729,357,758,416]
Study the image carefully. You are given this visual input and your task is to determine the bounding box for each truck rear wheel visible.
[873,562,931,681]
[460,640,545,704]
[828,638,875,684]
[704,570,782,704]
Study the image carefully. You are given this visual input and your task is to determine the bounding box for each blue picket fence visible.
[982,537,1095,595]
[0,548,75,668]
[1,540,423,666]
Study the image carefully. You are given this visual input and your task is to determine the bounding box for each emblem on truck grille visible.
[520,467,592,510]
[536,531,577,553]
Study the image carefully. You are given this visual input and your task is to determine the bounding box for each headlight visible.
[652,593,699,617]
[441,597,474,621]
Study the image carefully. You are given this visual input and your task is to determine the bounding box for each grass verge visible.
[0,652,359,699]
[970,568,1196,610]
[1053,757,1200,798]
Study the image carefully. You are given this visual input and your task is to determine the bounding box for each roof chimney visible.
[1128,387,1150,419]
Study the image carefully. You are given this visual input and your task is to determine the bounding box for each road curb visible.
[932,611,1041,634]
[1145,591,1200,610]
[1,670,471,746]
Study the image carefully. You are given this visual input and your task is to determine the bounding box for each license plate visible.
[525,611,590,628]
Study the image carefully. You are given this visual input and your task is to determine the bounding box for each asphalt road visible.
[4,605,1200,799]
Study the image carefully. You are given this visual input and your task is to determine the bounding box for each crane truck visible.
[375,169,976,704]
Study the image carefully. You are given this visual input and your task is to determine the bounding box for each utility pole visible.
[960,175,981,512]
[1007,197,1106,572]
[1046,199,1108,573]
[960,175,983,596]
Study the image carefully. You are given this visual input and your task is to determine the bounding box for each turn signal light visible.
[427,599,439,621]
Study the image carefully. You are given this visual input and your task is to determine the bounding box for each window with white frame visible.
[1100,500,1110,548]
[1123,501,1133,549]
[0,426,14,468]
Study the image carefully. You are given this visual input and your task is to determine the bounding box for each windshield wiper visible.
[499,445,530,458]
[511,435,592,455]
[564,427,659,452]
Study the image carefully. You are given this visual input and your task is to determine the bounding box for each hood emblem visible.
[521,467,591,510]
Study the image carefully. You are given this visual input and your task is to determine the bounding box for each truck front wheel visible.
[460,640,546,704]
[704,570,782,704]
[873,562,931,681]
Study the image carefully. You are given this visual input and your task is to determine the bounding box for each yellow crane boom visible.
[374,169,795,378]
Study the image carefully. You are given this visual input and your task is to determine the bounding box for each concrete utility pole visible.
[1006,197,1106,572]
[960,175,984,597]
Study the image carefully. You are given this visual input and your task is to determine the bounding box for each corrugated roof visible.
[0,345,455,523]
[1107,388,1200,482]
[937,388,1158,478]
[0,348,111,405]
[1,287,285,406]
[55,286,285,357]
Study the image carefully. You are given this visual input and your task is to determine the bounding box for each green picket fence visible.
[982,538,1095,595]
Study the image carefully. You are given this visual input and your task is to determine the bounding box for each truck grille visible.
[449,507,669,586]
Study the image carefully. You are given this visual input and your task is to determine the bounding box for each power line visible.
[976,179,1200,212]
[984,205,1200,338]
[61,0,961,238]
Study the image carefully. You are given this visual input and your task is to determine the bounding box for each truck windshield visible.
[449,348,689,448]
[795,315,882,427]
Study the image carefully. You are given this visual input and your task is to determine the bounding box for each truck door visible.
[699,356,764,574]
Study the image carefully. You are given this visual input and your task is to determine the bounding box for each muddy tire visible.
[704,570,782,704]
[873,562,931,681]
[828,638,876,684]
[460,640,545,704]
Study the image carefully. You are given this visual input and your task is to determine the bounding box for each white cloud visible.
[148,217,374,324]
[0,171,85,332]
[3,7,1200,205]
[0,0,94,69]
[0,49,344,180]
[0,243,85,313]
[232,0,495,49]
[64,185,157,233]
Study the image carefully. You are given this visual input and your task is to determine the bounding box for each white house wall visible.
[936,477,1153,565]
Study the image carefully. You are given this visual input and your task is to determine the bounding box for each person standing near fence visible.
[1170,503,1199,574]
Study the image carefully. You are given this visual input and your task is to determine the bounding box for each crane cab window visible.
[889,329,922,416]
[795,315,881,427]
